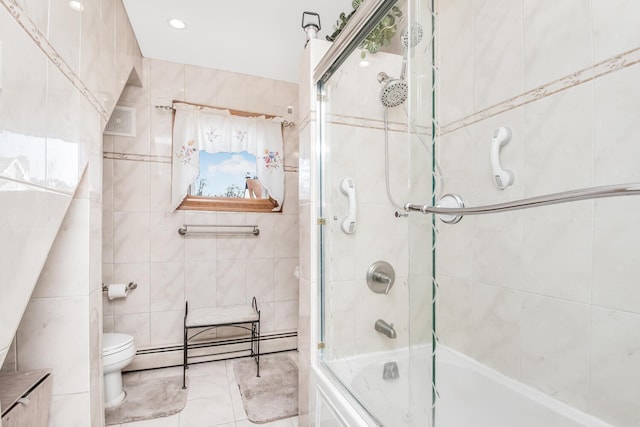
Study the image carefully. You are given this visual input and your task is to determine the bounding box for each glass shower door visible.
[316,0,436,425]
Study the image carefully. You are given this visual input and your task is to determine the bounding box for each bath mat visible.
[233,354,298,424]
[105,375,187,425]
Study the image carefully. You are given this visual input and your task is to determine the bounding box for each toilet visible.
[102,333,136,408]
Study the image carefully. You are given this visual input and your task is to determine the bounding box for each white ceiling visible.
[122,0,353,83]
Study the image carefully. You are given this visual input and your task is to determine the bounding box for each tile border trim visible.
[103,152,171,164]
[1,0,110,121]
[441,47,640,135]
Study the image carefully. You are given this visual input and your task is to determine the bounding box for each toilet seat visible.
[103,333,134,356]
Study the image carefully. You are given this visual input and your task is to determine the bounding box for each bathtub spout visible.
[375,319,397,339]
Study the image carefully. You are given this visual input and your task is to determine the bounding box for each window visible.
[171,103,284,213]
[179,151,279,212]
[194,151,256,197]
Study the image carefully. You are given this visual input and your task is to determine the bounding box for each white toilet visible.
[102,333,136,408]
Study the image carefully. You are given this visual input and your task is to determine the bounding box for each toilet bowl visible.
[102,333,135,408]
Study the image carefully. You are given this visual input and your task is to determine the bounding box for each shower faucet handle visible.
[366,261,396,295]
[372,271,393,294]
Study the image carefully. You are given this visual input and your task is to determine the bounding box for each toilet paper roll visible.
[107,283,129,300]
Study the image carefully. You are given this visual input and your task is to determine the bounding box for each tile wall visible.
[102,58,300,355]
[436,2,640,426]
[0,0,141,425]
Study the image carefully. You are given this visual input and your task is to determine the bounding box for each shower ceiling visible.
[122,0,353,83]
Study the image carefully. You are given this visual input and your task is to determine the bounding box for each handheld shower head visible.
[401,23,424,48]
[399,23,424,80]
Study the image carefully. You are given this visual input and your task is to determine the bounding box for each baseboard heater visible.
[126,331,297,372]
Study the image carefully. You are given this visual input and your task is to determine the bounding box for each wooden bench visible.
[183,297,260,389]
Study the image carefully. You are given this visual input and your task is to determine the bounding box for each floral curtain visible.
[171,103,284,211]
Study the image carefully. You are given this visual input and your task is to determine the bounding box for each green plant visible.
[326,0,403,58]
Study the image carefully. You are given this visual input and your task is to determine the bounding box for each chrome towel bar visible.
[178,224,260,236]
[405,183,640,219]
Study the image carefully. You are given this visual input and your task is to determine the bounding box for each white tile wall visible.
[49,393,92,427]
[593,65,640,185]
[523,0,593,90]
[592,0,640,62]
[103,58,301,351]
[589,307,640,427]
[1,2,141,427]
[18,296,91,395]
[520,295,590,410]
[471,283,521,378]
[437,0,474,125]
[523,82,594,194]
[592,197,640,314]
[150,263,185,312]
[438,2,640,425]
[185,261,217,310]
[474,0,524,110]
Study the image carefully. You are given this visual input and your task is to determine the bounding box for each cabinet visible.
[0,370,51,427]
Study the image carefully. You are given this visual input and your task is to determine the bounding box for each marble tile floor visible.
[111,352,299,427]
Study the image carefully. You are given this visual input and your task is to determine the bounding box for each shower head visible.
[399,23,424,81]
[401,23,424,48]
[378,72,408,108]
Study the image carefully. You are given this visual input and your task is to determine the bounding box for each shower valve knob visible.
[366,261,396,295]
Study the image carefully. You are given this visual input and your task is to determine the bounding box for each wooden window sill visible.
[178,196,280,213]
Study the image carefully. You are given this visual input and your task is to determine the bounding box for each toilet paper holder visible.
[101,282,137,292]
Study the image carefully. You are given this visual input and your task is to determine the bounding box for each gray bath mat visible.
[105,375,187,425]
[233,354,298,423]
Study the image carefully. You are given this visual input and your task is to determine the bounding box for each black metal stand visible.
[182,298,261,389]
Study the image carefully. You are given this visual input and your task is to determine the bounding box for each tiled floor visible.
[111,352,299,427]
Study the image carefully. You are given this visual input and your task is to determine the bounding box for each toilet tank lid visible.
[103,333,134,353]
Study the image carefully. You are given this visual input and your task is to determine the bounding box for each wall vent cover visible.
[104,106,136,137]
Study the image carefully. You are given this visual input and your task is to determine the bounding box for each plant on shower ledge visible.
[326,0,403,59]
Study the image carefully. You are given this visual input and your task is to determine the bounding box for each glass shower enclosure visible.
[315,0,435,425]
[313,1,640,426]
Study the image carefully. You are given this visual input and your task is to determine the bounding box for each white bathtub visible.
[316,345,614,427]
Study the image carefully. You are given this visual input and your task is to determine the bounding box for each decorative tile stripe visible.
[284,166,299,173]
[441,47,640,135]
[299,109,432,136]
[326,113,431,136]
[104,152,172,164]
[1,0,110,121]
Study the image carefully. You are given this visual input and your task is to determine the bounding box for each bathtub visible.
[315,345,614,427]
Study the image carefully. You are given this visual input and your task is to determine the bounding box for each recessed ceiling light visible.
[68,1,84,11]
[168,19,187,30]
[359,59,370,68]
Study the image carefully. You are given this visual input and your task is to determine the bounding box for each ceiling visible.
[122,0,354,83]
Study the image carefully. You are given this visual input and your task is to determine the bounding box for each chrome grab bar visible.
[405,183,640,217]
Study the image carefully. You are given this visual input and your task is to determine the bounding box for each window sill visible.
[178,196,280,213]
